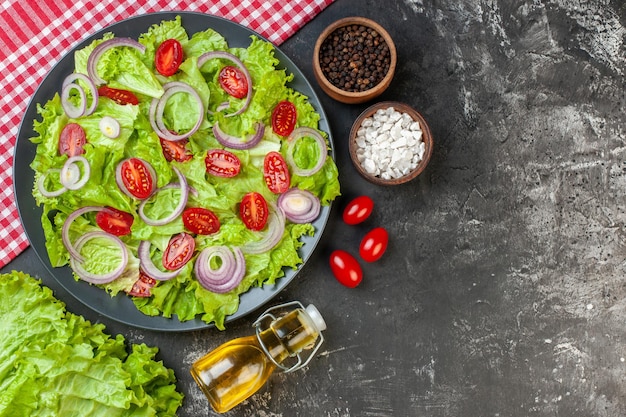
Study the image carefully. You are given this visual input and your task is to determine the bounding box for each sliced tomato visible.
[117,158,156,200]
[162,232,195,271]
[240,192,269,231]
[160,138,192,162]
[205,149,241,177]
[96,207,134,236]
[155,39,184,76]
[271,101,297,137]
[98,86,139,105]
[218,65,248,99]
[263,151,290,194]
[182,207,220,235]
[58,123,86,157]
[127,271,157,298]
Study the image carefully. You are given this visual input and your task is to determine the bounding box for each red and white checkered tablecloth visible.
[0,0,334,269]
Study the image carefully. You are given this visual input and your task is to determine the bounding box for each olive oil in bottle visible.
[190,302,326,413]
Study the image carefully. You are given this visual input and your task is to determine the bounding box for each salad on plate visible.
[29,16,340,329]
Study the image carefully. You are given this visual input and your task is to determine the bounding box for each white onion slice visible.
[99,116,121,138]
[286,127,328,177]
[277,188,321,224]
[37,169,66,197]
[87,37,146,86]
[212,121,265,150]
[61,82,87,119]
[138,166,188,226]
[194,246,246,293]
[60,156,90,190]
[61,73,99,117]
[137,240,181,281]
[69,231,128,284]
[197,50,253,117]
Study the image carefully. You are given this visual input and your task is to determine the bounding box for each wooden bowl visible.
[313,17,397,104]
[349,101,433,185]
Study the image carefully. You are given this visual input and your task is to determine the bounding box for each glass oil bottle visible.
[190,301,327,413]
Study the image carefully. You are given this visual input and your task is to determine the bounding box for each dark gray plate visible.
[13,11,332,332]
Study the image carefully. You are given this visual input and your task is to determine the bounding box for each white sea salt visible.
[354,106,425,179]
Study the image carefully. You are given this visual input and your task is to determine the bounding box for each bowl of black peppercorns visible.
[313,17,397,104]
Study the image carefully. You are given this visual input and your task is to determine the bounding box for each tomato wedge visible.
[205,149,241,177]
[162,232,195,271]
[240,192,269,231]
[96,207,134,236]
[218,65,248,99]
[117,158,156,200]
[182,207,220,235]
[271,100,297,137]
[263,151,291,194]
[160,138,192,162]
[59,123,86,157]
[155,38,184,76]
[127,271,157,298]
[98,86,139,105]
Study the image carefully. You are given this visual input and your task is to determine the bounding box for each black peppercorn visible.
[319,24,391,93]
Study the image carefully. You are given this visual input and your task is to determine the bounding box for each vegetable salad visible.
[30,16,340,329]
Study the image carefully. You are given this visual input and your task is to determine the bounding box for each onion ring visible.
[69,231,128,284]
[87,37,146,86]
[137,240,181,281]
[286,127,328,177]
[277,188,321,224]
[212,121,265,150]
[194,246,246,293]
[241,204,286,254]
[138,166,188,226]
[148,82,204,141]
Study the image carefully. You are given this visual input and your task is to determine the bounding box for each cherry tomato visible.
[263,151,291,194]
[127,271,157,298]
[182,207,220,235]
[240,192,269,231]
[98,86,139,105]
[96,207,134,236]
[271,101,297,137]
[58,123,86,157]
[205,149,241,177]
[329,250,363,288]
[162,232,195,271]
[359,227,389,262]
[343,195,374,225]
[155,39,184,76]
[218,65,248,99]
[117,157,156,200]
[160,138,192,162]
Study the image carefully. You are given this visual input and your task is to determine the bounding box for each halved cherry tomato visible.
[59,123,86,157]
[359,227,389,262]
[271,101,297,137]
[343,195,374,225]
[118,158,156,200]
[240,192,269,231]
[162,232,195,271]
[218,65,248,99]
[155,39,184,76]
[329,250,363,288]
[182,207,220,235]
[98,86,139,105]
[127,271,157,298]
[96,207,134,236]
[160,138,192,162]
[205,149,241,177]
[263,151,290,193]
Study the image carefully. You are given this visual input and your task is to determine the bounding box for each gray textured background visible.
[5,0,626,415]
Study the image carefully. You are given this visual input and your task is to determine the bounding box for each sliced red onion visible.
[277,188,321,224]
[69,231,128,284]
[286,127,328,177]
[61,73,98,117]
[37,169,66,197]
[138,166,188,226]
[198,51,252,117]
[137,240,181,281]
[241,204,286,254]
[148,82,204,141]
[87,37,146,86]
[62,206,108,263]
[61,82,87,119]
[60,156,90,190]
[212,121,265,150]
[194,246,246,293]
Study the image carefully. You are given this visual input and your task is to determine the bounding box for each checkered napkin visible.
[0,0,334,269]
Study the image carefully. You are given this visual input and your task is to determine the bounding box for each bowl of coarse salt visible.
[349,101,433,185]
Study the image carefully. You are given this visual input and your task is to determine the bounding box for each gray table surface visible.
[4,0,626,415]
